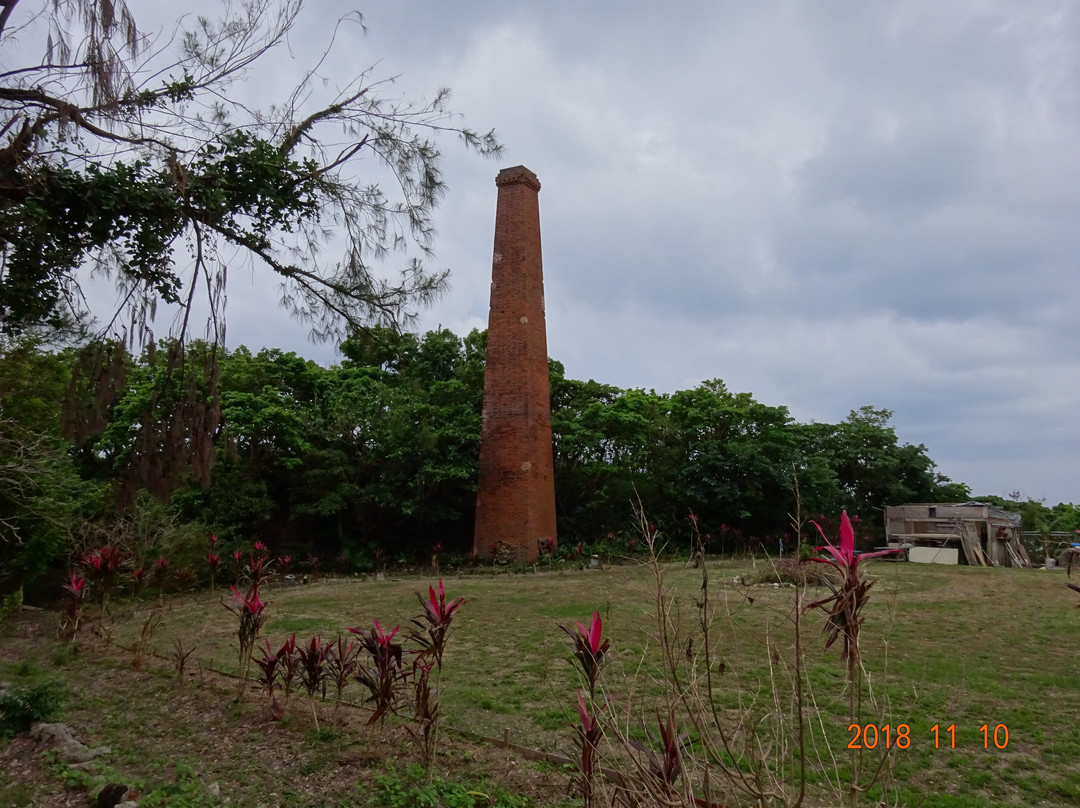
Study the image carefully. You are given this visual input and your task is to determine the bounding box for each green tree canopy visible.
[0,0,500,341]
[0,328,996,586]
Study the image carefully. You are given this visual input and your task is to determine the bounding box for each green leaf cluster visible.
[0,159,183,332]
[0,337,94,590]
[0,0,502,341]
[0,679,66,738]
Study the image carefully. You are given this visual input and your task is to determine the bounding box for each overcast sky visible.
[49,1,1080,504]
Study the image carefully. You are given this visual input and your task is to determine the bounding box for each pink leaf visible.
[812,542,847,569]
[812,516,853,569]
[851,547,901,570]
[589,612,603,654]
[576,689,593,731]
[805,556,842,573]
[374,621,399,644]
[840,511,855,564]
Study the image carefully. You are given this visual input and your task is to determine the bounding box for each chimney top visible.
[496,165,541,191]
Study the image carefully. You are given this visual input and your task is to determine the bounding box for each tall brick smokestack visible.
[473,166,557,564]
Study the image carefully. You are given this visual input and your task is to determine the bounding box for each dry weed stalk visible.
[595,498,856,808]
[171,639,196,688]
[130,609,164,670]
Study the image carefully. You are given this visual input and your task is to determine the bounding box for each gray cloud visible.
[49,0,1080,504]
[388,1,1080,503]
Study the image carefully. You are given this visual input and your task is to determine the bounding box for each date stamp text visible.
[847,723,1010,750]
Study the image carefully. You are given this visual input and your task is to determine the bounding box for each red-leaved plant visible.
[60,572,85,641]
[174,567,196,592]
[349,621,406,726]
[255,633,350,724]
[406,655,440,770]
[561,612,610,805]
[231,549,244,584]
[130,566,146,596]
[153,556,170,600]
[206,553,222,592]
[326,634,358,715]
[411,580,467,668]
[561,611,609,699]
[298,635,330,730]
[573,688,604,808]
[247,549,273,589]
[253,638,285,720]
[408,580,468,764]
[277,634,299,710]
[80,545,125,615]
[628,711,727,807]
[804,510,898,808]
[804,511,897,665]
[629,710,689,804]
[223,583,268,697]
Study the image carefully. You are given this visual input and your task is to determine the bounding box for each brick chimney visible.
[473,166,558,564]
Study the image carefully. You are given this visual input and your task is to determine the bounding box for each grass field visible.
[3,558,1079,806]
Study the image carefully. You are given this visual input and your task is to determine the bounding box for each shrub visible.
[0,679,66,737]
[743,557,838,587]
[0,587,22,623]
[349,621,406,726]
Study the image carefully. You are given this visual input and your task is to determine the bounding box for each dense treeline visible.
[2,328,1076,593]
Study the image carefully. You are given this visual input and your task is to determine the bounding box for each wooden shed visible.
[884,502,1029,567]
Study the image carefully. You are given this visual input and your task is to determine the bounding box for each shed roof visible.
[890,502,1021,526]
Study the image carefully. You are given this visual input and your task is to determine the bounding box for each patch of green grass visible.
[86,561,1080,807]
[963,769,996,788]
[265,615,343,636]
[1043,735,1080,765]
[0,781,34,807]
[300,754,331,776]
[894,792,990,808]
[136,761,220,808]
[533,706,569,731]
[365,762,535,808]
[456,685,503,713]
[304,726,339,744]
[49,643,79,668]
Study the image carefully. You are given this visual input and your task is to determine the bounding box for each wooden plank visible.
[972,540,990,567]
[959,523,988,566]
[1004,541,1029,568]
[893,533,962,540]
[1014,541,1032,567]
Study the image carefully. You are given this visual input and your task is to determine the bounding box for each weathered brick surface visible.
[473,166,558,564]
